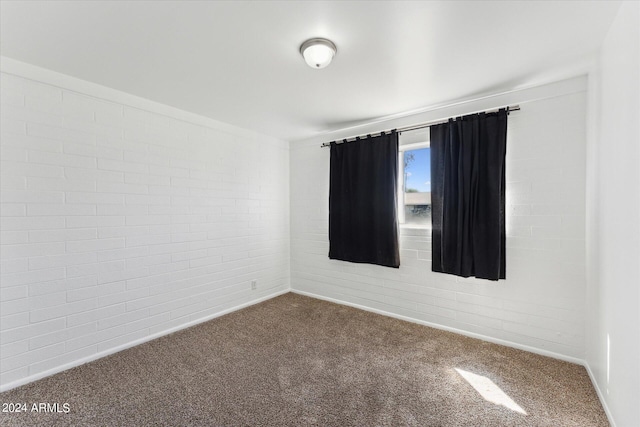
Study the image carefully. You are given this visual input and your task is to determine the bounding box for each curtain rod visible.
[321,105,520,147]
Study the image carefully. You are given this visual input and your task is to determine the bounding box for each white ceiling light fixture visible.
[300,38,337,69]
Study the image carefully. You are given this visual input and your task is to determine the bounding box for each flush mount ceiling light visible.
[300,38,337,69]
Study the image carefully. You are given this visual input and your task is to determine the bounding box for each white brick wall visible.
[0,71,290,389]
[0,62,590,390]
[290,86,588,361]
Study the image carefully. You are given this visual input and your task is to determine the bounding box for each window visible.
[398,130,431,228]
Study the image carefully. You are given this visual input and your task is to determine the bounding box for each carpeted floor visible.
[0,293,608,426]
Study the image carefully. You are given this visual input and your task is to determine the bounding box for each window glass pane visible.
[403,147,431,226]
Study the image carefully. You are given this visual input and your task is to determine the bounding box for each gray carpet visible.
[0,293,608,426]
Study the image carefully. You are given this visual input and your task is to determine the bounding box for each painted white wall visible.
[0,60,290,391]
[586,2,640,426]
[291,76,589,362]
[1,10,637,422]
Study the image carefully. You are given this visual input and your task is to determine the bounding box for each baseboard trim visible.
[0,289,289,393]
[292,289,623,423]
[584,361,617,427]
[291,289,585,365]
[3,287,617,426]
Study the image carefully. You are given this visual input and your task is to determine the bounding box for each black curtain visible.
[430,109,507,280]
[329,132,400,268]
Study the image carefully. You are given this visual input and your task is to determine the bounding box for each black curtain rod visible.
[321,105,520,147]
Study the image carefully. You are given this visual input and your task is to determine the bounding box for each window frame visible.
[398,140,431,229]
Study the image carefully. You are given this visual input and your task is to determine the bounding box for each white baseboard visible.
[0,289,289,393]
[3,286,617,427]
[291,289,584,365]
[292,289,622,425]
[584,361,617,427]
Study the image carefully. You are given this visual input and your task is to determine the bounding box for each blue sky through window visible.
[404,148,431,192]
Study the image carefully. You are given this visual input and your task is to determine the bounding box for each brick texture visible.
[290,91,587,360]
[0,72,290,387]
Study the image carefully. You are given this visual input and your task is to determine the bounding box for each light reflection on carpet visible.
[455,368,527,415]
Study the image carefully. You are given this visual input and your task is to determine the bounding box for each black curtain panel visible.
[430,109,508,280]
[329,132,400,268]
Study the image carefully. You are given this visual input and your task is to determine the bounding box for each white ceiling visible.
[0,1,621,142]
